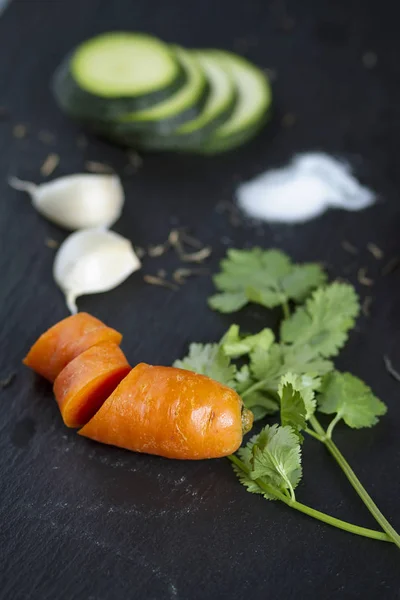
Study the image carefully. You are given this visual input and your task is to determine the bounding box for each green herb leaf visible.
[209,248,326,313]
[173,343,236,388]
[249,343,332,392]
[280,283,360,357]
[318,371,387,429]
[279,372,319,420]
[279,381,306,439]
[221,324,274,358]
[251,425,302,499]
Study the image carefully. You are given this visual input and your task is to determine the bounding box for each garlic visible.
[8,173,124,231]
[53,229,141,313]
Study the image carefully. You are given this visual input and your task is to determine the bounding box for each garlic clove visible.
[53,228,141,313]
[8,174,124,231]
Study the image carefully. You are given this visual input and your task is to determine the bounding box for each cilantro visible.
[318,372,387,432]
[174,246,400,546]
[278,382,306,439]
[209,248,326,314]
[221,324,274,358]
[279,373,319,420]
[173,343,236,388]
[233,425,302,501]
[280,283,360,357]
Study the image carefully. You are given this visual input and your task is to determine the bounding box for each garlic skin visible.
[8,174,124,231]
[53,229,141,313]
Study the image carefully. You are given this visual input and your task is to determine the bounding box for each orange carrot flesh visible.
[79,363,252,460]
[53,342,131,428]
[23,313,122,382]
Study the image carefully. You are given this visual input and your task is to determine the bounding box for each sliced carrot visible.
[79,363,253,460]
[23,312,122,382]
[53,342,131,428]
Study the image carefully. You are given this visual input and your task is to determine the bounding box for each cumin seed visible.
[383,355,400,383]
[361,296,373,317]
[357,267,374,286]
[40,153,59,177]
[341,240,358,255]
[85,161,114,174]
[143,275,178,291]
[367,243,384,260]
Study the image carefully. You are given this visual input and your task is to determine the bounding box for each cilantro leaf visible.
[251,425,302,499]
[278,382,306,439]
[249,343,333,392]
[280,283,360,357]
[318,372,387,429]
[209,248,326,313]
[173,343,236,388]
[221,325,274,359]
[233,443,265,496]
[234,364,279,421]
[279,373,319,420]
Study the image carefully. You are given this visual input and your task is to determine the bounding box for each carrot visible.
[53,342,131,428]
[79,363,254,460]
[23,312,122,382]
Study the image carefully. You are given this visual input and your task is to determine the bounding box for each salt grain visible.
[237,152,375,224]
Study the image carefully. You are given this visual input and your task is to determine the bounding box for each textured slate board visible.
[1,1,400,599]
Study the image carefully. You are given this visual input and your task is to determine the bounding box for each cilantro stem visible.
[241,380,273,400]
[228,454,391,542]
[282,300,290,320]
[326,413,342,439]
[309,415,400,549]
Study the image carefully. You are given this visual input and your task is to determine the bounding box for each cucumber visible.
[53,32,185,120]
[113,49,237,150]
[200,51,272,153]
[114,46,209,133]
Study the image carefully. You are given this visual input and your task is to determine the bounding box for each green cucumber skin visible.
[110,78,210,135]
[93,105,271,154]
[199,105,272,154]
[123,95,237,151]
[52,55,186,121]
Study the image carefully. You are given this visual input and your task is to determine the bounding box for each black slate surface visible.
[1,1,400,598]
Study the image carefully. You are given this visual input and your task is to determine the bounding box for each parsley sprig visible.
[174,248,400,548]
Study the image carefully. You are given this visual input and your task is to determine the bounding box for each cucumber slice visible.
[174,50,237,139]
[200,51,272,153]
[115,46,208,133]
[114,49,237,150]
[53,32,185,120]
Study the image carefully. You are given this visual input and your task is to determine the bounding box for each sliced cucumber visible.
[53,32,185,120]
[174,51,237,140]
[200,51,272,153]
[115,47,208,133]
[114,49,237,150]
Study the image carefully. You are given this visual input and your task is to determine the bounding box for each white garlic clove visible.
[53,228,141,313]
[8,173,124,231]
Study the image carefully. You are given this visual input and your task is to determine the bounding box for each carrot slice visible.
[54,342,131,428]
[79,363,253,460]
[23,312,122,382]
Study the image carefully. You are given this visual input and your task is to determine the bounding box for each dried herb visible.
[341,240,358,255]
[143,275,178,291]
[40,153,59,177]
[382,257,400,276]
[357,267,374,286]
[13,124,27,139]
[38,130,55,144]
[367,243,384,260]
[0,373,16,390]
[45,238,59,249]
[361,296,373,317]
[173,267,210,284]
[85,161,114,174]
[383,356,400,383]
